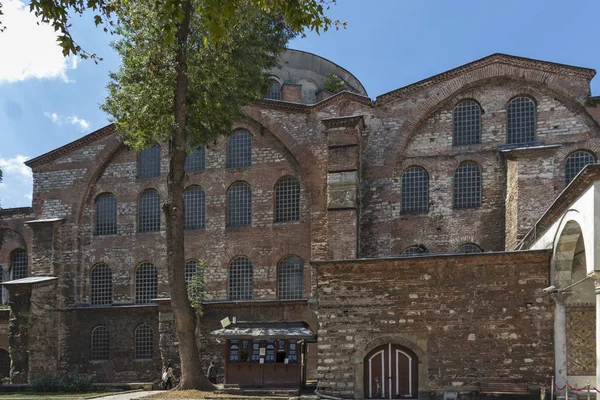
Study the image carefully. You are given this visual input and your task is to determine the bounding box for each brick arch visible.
[0,228,27,266]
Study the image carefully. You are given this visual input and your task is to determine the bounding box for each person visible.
[206,361,217,384]
[162,363,175,390]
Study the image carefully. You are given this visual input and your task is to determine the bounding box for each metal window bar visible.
[565,151,595,184]
[456,244,483,254]
[401,167,429,213]
[135,262,157,304]
[400,245,429,257]
[137,145,161,178]
[229,257,253,300]
[278,256,303,300]
[227,130,252,168]
[453,100,482,146]
[95,194,117,235]
[11,249,27,280]
[184,145,206,172]
[91,264,113,305]
[184,186,206,230]
[135,325,153,359]
[453,161,481,209]
[91,326,110,360]
[507,97,536,144]
[275,177,300,222]
[227,182,252,227]
[265,80,282,100]
[138,190,161,233]
[185,260,197,294]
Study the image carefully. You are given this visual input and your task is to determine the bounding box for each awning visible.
[210,321,316,340]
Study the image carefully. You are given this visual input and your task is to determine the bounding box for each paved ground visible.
[93,391,155,400]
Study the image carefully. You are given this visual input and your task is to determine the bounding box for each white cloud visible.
[44,112,91,131]
[0,155,33,208]
[0,155,32,179]
[0,0,77,84]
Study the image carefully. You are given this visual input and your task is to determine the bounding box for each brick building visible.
[1,49,600,399]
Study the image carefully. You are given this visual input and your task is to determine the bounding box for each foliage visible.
[187,261,205,316]
[586,97,600,107]
[29,365,94,393]
[324,73,346,94]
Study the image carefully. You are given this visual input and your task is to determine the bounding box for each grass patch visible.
[144,390,283,399]
[0,392,116,399]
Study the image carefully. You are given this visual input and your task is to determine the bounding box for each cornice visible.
[322,115,365,130]
[0,207,33,217]
[256,91,373,114]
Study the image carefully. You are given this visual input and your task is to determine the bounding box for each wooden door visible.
[364,343,418,399]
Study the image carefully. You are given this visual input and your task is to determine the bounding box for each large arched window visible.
[456,243,483,254]
[137,145,161,178]
[185,145,206,172]
[265,79,282,100]
[453,100,482,146]
[278,255,303,300]
[10,249,27,280]
[91,326,109,360]
[0,349,9,378]
[453,161,481,209]
[184,186,206,230]
[507,97,536,144]
[95,193,117,235]
[227,182,251,227]
[227,130,252,168]
[135,262,157,304]
[138,189,161,233]
[91,263,112,305]
[275,177,300,222]
[400,245,429,257]
[565,151,595,184]
[401,167,429,213]
[229,256,253,300]
[134,324,153,359]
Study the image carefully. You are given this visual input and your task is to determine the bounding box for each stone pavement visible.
[92,391,155,400]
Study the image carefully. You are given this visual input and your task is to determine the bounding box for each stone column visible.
[7,285,31,384]
[553,292,569,391]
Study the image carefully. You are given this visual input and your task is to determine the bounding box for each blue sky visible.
[1,0,600,208]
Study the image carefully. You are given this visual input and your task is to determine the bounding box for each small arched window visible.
[10,249,27,280]
[135,262,157,304]
[134,324,153,359]
[278,255,303,300]
[453,161,481,209]
[91,326,110,360]
[229,256,253,300]
[137,145,161,178]
[227,182,251,227]
[275,177,300,222]
[0,349,9,378]
[401,167,429,213]
[184,186,206,230]
[265,79,282,100]
[565,151,595,184]
[400,245,429,257]
[507,97,536,144]
[91,263,112,305]
[227,130,252,168]
[185,145,206,173]
[456,243,483,254]
[95,193,117,235]
[138,189,161,233]
[453,100,482,146]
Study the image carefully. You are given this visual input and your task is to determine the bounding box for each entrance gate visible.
[364,343,418,399]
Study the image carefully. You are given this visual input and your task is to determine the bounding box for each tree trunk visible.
[165,0,215,390]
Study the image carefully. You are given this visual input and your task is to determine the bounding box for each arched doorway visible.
[0,349,10,378]
[363,343,418,399]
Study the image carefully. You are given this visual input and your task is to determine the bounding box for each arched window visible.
[401,167,429,213]
[227,130,252,168]
[453,161,481,209]
[184,186,206,230]
[565,151,595,184]
[456,243,483,254]
[275,177,300,222]
[11,249,27,280]
[137,145,161,178]
[400,245,429,257]
[0,349,9,378]
[185,145,206,172]
[134,325,153,359]
[507,97,536,144]
[91,326,109,360]
[95,193,117,235]
[453,100,482,146]
[229,256,253,300]
[265,79,282,100]
[135,262,157,304]
[138,189,161,233]
[91,264,112,305]
[278,255,303,300]
[227,182,251,227]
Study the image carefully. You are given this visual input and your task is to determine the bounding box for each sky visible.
[1,0,600,208]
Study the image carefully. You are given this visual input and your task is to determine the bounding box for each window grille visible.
[91,326,109,360]
[227,130,252,168]
[507,97,536,144]
[265,79,282,100]
[0,349,9,378]
[138,189,161,233]
[95,193,117,235]
[229,257,253,300]
[91,264,112,305]
[565,151,595,184]
[227,182,251,227]
[185,259,197,290]
[135,262,157,304]
[401,167,429,213]
[275,177,300,222]
[400,245,429,257]
[137,145,161,178]
[453,161,481,209]
[456,243,483,254]
[185,145,206,172]
[135,325,153,359]
[11,249,27,280]
[278,256,303,300]
[184,186,206,230]
[453,100,482,146]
